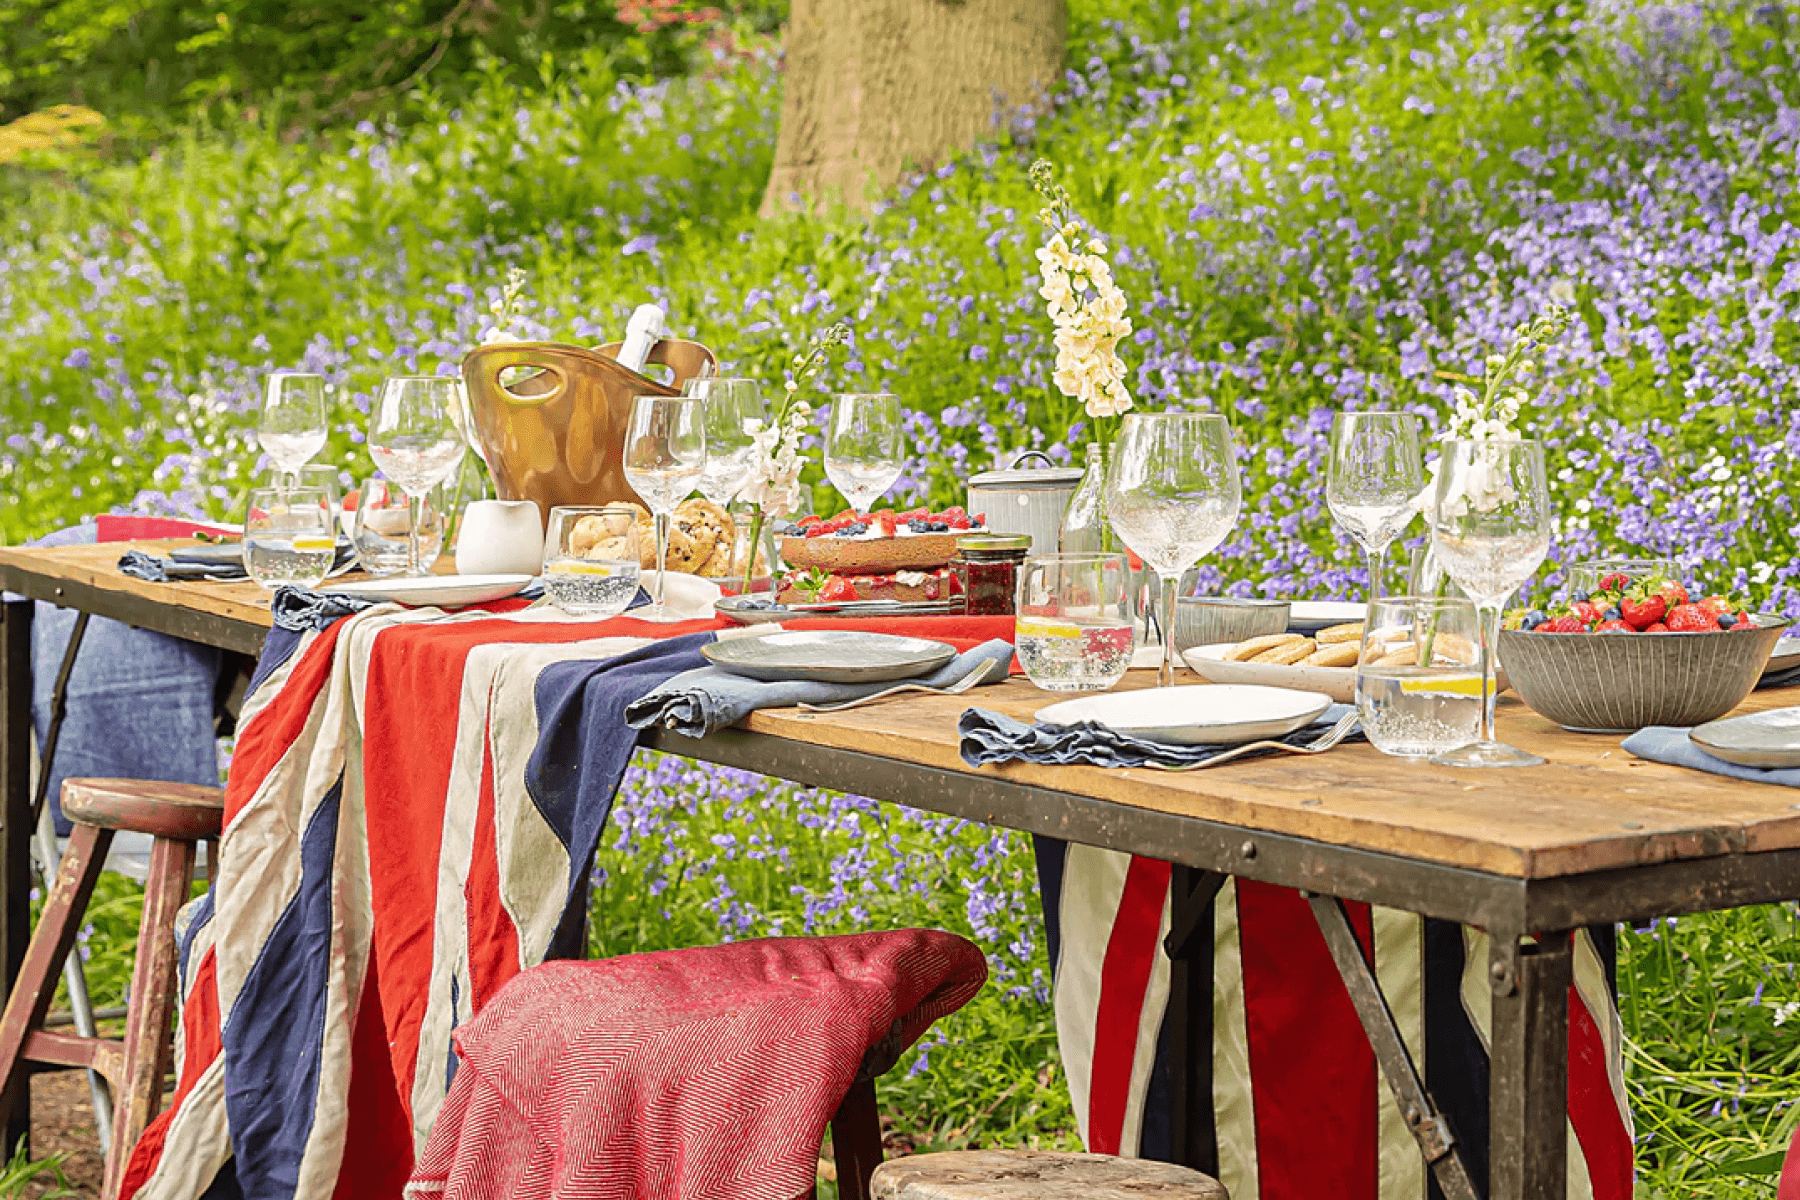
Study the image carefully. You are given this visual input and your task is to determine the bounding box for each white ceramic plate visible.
[1035,684,1331,746]
[1287,600,1367,633]
[1184,643,1509,705]
[1183,643,1360,704]
[323,574,534,607]
[1691,706,1800,768]
[1764,636,1800,678]
[700,630,957,683]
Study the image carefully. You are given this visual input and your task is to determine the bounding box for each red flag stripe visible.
[1084,855,1173,1154]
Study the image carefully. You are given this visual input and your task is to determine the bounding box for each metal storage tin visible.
[965,452,1084,553]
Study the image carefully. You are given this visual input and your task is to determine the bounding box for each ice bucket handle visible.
[465,348,570,409]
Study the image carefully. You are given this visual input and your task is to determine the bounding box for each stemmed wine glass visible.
[690,378,767,507]
[1105,412,1244,687]
[367,377,467,577]
[1326,411,1424,606]
[1428,437,1551,768]
[825,393,903,514]
[623,394,708,615]
[259,373,328,490]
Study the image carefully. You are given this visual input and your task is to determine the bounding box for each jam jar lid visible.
[955,533,1033,558]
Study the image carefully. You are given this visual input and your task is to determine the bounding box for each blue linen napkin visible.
[1620,725,1800,786]
[625,638,1017,738]
[959,703,1359,770]
[1759,665,1800,691]
[120,540,355,583]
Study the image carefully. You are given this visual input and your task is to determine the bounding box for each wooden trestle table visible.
[2,540,1798,1200]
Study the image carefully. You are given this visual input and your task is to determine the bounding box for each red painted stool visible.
[0,778,222,1199]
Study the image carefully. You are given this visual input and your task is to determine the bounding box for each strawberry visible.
[899,507,929,520]
[941,506,967,520]
[1665,603,1715,632]
[1619,589,1666,630]
[793,514,820,528]
[1570,600,1603,626]
[1730,610,1755,630]
[944,514,973,530]
[1597,572,1633,595]
[1697,594,1736,617]
[972,512,988,527]
[1595,618,1634,632]
[804,522,833,538]
[1644,621,1670,633]
[873,510,899,538]
[1656,579,1690,608]
[817,577,859,603]
[1541,614,1588,633]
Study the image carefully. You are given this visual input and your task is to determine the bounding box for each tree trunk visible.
[760,0,1067,217]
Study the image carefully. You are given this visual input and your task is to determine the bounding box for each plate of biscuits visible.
[1183,623,1510,704]
[1182,623,1367,702]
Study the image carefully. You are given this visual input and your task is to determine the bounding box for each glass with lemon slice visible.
[1016,553,1136,692]
[1355,596,1485,758]
[544,505,643,616]
[244,485,337,589]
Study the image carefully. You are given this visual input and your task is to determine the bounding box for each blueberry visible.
[1603,606,1621,621]
[846,522,868,535]
[1523,609,1548,630]
[930,520,949,531]
[1718,612,1737,629]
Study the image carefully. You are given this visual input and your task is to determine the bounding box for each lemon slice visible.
[291,537,335,552]
[546,561,620,577]
[1399,675,1484,696]
[1017,617,1084,640]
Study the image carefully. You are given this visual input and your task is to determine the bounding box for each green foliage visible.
[0,1139,73,1199]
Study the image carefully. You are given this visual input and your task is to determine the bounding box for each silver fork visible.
[798,660,999,713]
[1145,709,1362,772]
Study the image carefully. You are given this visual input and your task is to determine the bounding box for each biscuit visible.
[1225,633,1303,662]
[1374,645,1419,667]
[1427,633,1478,665]
[1252,638,1316,665]
[1302,641,1360,668]
[1316,622,1365,645]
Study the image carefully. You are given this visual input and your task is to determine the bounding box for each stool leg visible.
[829,1076,883,1200]
[103,836,195,1200]
[0,824,115,1103]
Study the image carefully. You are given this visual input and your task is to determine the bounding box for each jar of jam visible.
[952,534,1032,616]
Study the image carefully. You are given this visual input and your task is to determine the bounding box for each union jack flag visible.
[1036,839,1635,1200]
[122,602,722,1199]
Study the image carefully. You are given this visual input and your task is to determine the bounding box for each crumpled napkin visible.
[1620,724,1800,786]
[958,703,1359,770]
[626,638,1017,738]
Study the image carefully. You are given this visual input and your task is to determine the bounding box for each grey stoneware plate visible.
[1690,706,1800,769]
[700,630,958,684]
[1036,684,1332,747]
[1764,636,1800,678]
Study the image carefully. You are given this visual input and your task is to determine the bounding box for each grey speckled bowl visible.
[1497,616,1790,733]
[1174,596,1292,653]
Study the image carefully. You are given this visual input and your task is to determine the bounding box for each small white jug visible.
[455,500,544,576]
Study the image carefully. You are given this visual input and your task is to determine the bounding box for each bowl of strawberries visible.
[1497,570,1790,733]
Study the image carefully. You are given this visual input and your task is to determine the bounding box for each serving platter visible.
[1690,706,1800,769]
[700,630,957,683]
[323,574,534,607]
[1185,642,1509,705]
[1036,684,1331,747]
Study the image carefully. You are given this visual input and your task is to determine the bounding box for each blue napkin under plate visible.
[1620,725,1800,786]
[626,638,1016,738]
[1758,665,1800,691]
[959,703,1360,770]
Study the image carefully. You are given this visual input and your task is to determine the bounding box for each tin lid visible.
[967,450,1083,491]
[956,533,1033,555]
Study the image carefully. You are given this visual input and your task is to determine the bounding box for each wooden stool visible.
[0,778,223,1199]
[870,1149,1229,1199]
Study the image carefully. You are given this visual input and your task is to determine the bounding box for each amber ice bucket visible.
[460,338,716,526]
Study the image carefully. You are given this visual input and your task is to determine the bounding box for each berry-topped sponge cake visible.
[775,507,985,604]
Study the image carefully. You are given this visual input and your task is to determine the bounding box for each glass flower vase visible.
[1060,443,1112,553]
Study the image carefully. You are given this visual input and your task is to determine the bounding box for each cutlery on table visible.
[798,659,999,713]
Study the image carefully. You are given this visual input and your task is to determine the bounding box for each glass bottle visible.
[1060,443,1107,553]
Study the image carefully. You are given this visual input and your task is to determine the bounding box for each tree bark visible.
[760,0,1066,216]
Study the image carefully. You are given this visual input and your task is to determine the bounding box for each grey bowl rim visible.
[1177,595,1293,611]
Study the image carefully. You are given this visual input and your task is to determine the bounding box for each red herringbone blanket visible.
[405,929,988,1200]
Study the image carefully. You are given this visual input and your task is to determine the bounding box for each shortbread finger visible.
[1316,622,1365,645]
[1374,645,1419,667]
[1302,640,1360,667]
[1252,638,1316,666]
[1224,632,1303,662]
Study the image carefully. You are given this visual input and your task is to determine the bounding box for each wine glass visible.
[367,377,466,577]
[1327,411,1423,606]
[259,373,328,490]
[691,378,767,507]
[1105,413,1243,687]
[825,393,903,514]
[1428,437,1551,768]
[623,394,708,614]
